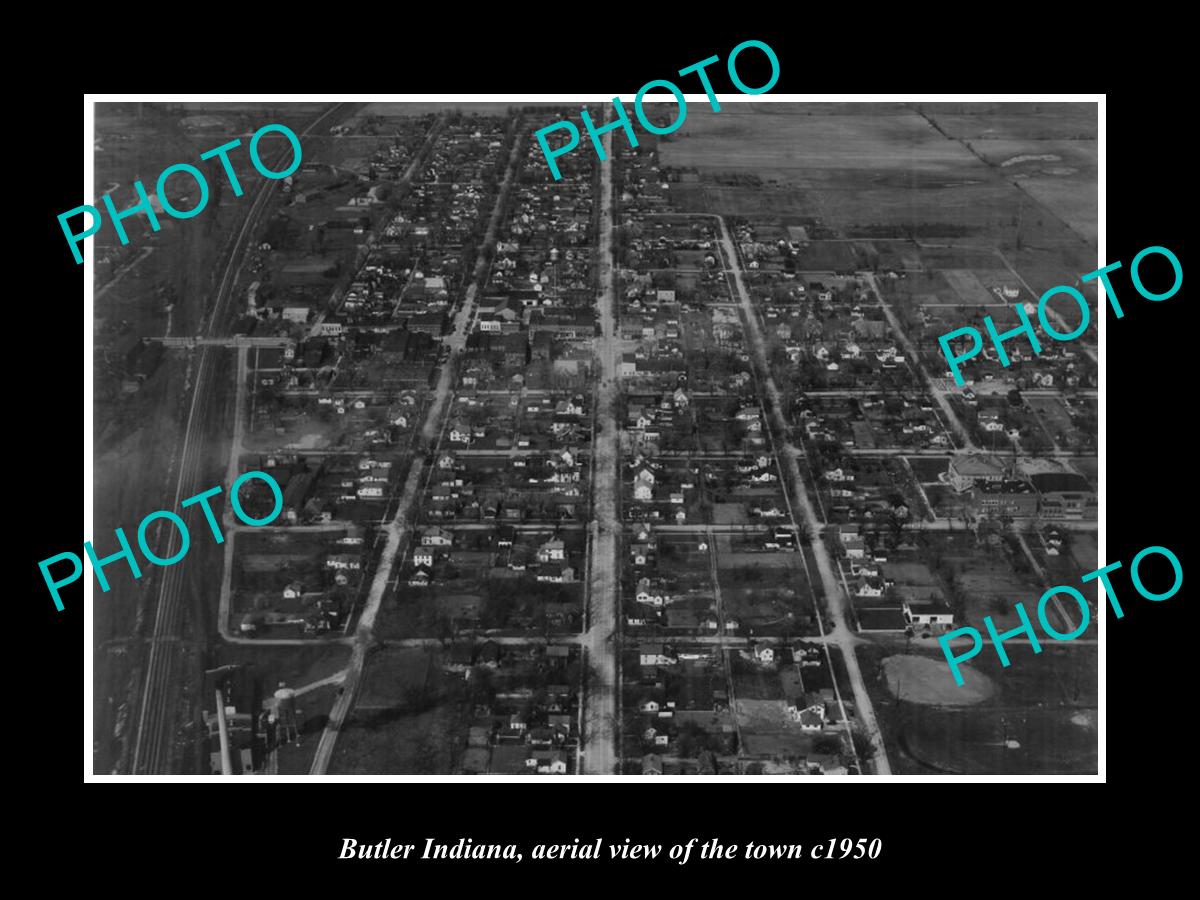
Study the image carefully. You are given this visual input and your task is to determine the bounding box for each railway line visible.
[129,103,350,774]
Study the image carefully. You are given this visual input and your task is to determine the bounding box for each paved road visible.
[864,271,975,451]
[1014,530,1082,635]
[715,214,892,775]
[581,124,620,776]
[841,447,1095,460]
[907,518,1097,532]
[130,102,349,775]
[307,460,428,776]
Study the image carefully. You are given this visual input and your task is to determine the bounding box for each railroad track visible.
[128,103,350,774]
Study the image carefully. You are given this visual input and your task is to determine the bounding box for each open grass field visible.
[330,646,471,774]
[860,642,1097,774]
[1027,396,1077,447]
[883,654,996,706]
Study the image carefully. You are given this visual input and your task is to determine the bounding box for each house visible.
[795,705,826,731]
[555,397,585,416]
[536,539,565,562]
[448,421,473,444]
[635,578,670,607]
[422,526,453,547]
[536,562,576,584]
[531,750,568,775]
[413,547,434,568]
[904,598,955,629]
[855,577,884,598]
[834,524,861,543]
[408,566,431,587]
[639,643,675,667]
[633,466,656,486]
[642,754,664,775]
[620,354,638,377]
[752,505,784,518]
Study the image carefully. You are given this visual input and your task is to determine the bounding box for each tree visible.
[850,727,877,766]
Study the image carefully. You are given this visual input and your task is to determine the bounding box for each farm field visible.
[662,105,975,172]
[660,101,1098,293]
[920,104,1097,141]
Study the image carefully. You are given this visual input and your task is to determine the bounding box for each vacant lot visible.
[330,647,470,774]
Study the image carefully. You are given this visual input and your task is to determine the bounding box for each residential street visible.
[715,214,893,775]
[865,271,976,451]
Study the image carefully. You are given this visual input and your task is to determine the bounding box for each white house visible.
[639,644,675,667]
[904,600,955,628]
[421,526,453,547]
[537,539,565,562]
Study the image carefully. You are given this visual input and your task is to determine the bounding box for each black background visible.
[18,20,1190,886]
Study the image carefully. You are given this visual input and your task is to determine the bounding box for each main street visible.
[130,103,350,774]
[581,123,620,775]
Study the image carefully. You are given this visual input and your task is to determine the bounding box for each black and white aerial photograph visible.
[88,97,1101,779]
